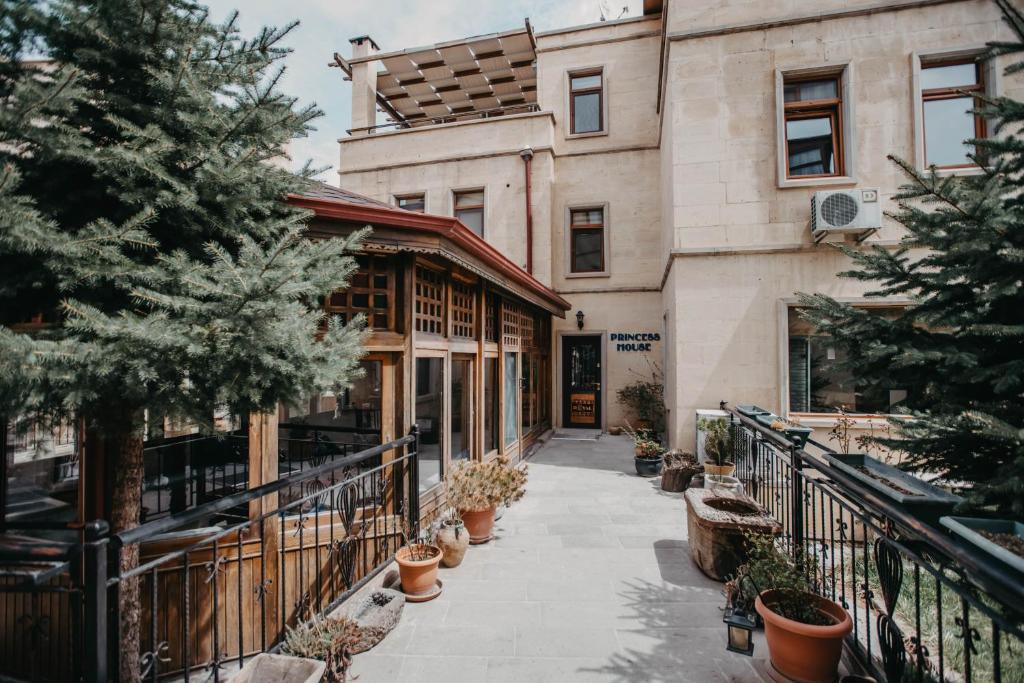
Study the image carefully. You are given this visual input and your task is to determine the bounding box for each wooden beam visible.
[331,52,408,127]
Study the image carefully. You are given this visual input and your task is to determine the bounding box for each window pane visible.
[416,357,443,492]
[786,116,835,176]
[570,74,601,90]
[456,207,484,235]
[921,62,978,90]
[397,195,425,212]
[571,208,603,225]
[455,191,483,207]
[924,97,976,167]
[521,353,532,431]
[572,92,601,133]
[484,357,498,452]
[572,228,603,272]
[504,352,518,446]
[784,79,837,103]
[787,308,908,414]
[451,359,472,463]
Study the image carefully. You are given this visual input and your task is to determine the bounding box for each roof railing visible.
[347,102,541,136]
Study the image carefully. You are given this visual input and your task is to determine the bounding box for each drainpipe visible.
[520,146,534,275]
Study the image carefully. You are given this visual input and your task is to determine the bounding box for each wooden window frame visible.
[325,254,395,331]
[453,188,485,236]
[568,69,604,136]
[920,58,987,171]
[568,205,607,275]
[782,75,844,180]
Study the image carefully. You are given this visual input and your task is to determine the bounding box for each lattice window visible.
[325,255,393,329]
[502,302,521,348]
[519,308,534,349]
[451,281,476,339]
[415,265,445,335]
[485,293,499,343]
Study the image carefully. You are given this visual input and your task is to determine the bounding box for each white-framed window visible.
[564,203,610,278]
[395,193,426,213]
[912,48,997,173]
[453,188,485,236]
[566,67,608,138]
[774,64,856,189]
[783,303,909,417]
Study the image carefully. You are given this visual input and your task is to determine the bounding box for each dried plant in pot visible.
[699,417,736,477]
[448,456,528,544]
[395,522,442,597]
[432,503,469,568]
[661,450,702,492]
[730,533,852,683]
[281,615,362,682]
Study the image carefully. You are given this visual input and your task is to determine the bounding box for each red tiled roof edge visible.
[287,193,571,315]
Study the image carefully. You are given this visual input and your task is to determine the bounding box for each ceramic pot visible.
[704,462,736,477]
[704,474,743,494]
[459,506,497,544]
[395,544,441,595]
[634,456,664,477]
[756,590,852,683]
[435,521,470,567]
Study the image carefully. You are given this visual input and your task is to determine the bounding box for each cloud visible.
[201,0,642,179]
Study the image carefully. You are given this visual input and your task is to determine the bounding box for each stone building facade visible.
[332,0,1021,450]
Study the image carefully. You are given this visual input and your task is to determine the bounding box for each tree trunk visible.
[99,410,145,683]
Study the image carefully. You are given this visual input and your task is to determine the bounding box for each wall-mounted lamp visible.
[576,310,585,330]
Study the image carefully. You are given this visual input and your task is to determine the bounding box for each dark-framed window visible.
[325,255,394,330]
[569,70,603,134]
[454,189,484,236]
[396,193,425,212]
[921,59,986,169]
[569,207,605,274]
[783,75,843,179]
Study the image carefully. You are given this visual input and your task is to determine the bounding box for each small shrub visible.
[282,616,362,682]
[447,456,528,512]
[698,418,735,467]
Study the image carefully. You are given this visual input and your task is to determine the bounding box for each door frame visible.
[556,330,607,431]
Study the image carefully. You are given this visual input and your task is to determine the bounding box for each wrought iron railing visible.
[0,427,420,683]
[725,404,1024,682]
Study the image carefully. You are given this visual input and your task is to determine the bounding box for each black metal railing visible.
[724,404,1024,683]
[0,427,420,683]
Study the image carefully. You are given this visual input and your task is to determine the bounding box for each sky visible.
[200,0,644,181]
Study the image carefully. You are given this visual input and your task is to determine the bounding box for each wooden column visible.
[247,411,279,645]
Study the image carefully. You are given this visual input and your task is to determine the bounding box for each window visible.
[569,207,605,274]
[451,358,473,463]
[396,193,425,212]
[787,307,908,415]
[503,352,518,447]
[484,357,499,453]
[454,190,484,236]
[415,357,443,492]
[325,255,393,329]
[783,76,843,178]
[920,59,986,168]
[569,70,603,134]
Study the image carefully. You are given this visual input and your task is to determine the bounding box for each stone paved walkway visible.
[348,434,775,682]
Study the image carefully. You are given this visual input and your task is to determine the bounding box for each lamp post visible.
[723,572,759,656]
[576,310,585,330]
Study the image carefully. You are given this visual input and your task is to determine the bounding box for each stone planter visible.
[228,653,325,683]
[435,520,470,567]
[685,488,781,580]
[346,588,405,653]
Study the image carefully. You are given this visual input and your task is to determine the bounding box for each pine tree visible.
[798,0,1024,520]
[0,2,367,679]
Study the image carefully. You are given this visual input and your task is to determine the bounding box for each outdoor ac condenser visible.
[811,188,881,243]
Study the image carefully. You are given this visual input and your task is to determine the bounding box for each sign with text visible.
[611,332,661,352]
[570,392,597,424]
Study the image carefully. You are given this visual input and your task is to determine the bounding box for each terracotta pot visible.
[756,590,852,683]
[435,521,470,567]
[704,462,736,477]
[395,544,441,595]
[459,506,497,544]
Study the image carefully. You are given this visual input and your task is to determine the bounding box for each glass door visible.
[451,357,474,463]
[562,336,601,428]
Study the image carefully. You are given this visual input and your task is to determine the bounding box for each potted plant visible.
[699,417,736,477]
[624,422,664,477]
[941,516,1024,578]
[661,450,703,492]
[395,524,442,597]
[729,534,852,683]
[447,456,527,544]
[432,504,469,568]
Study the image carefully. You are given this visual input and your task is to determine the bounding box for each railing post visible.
[408,425,420,537]
[83,519,110,683]
[790,443,805,567]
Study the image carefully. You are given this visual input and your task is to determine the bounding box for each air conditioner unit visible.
[811,188,881,243]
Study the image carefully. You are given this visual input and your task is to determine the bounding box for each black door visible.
[562,335,601,428]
